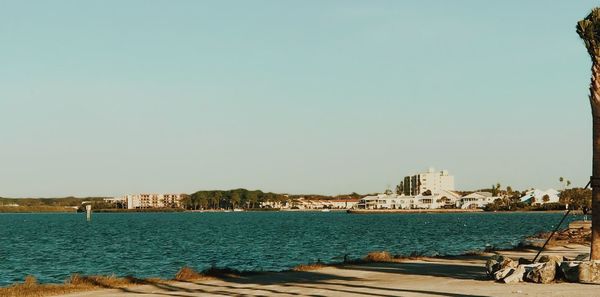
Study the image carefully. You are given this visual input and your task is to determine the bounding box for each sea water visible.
[0,211,579,286]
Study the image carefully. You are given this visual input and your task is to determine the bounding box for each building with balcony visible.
[123,193,185,209]
[400,168,455,196]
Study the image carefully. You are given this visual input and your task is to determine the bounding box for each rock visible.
[502,265,526,284]
[494,267,514,280]
[575,253,590,261]
[538,255,564,264]
[524,262,556,284]
[560,260,600,283]
[579,261,600,284]
[486,255,517,278]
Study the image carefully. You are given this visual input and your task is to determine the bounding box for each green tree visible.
[542,194,550,203]
[230,191,240,209]
[560,188,592,210]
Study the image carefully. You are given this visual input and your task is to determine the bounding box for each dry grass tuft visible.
[0,274,142,297]
[174,267,205,281]
[364,251,393,262]
[67,274,140,287]
[292,263,327,271]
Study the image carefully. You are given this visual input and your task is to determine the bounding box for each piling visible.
[86,204,92,221]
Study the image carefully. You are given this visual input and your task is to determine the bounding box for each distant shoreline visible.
[0,208,580,214]
[346,208,484,214]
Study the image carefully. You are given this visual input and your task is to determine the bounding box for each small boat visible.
[321,209,331,212]
[233,208,244,212]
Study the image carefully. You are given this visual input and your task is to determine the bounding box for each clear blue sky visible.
[0,1,597,197]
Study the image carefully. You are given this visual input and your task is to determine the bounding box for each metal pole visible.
[532,209,571,263]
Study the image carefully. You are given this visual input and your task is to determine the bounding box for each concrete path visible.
[59,245,598,297]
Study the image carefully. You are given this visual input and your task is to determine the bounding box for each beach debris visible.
[486,255,517,277]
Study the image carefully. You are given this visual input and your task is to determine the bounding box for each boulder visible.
[486,255,517,278]
[559,260,600,283]
[494,267,514,281]
[524,262,556,284]
[579,261,600,284]
[502,265,526,284]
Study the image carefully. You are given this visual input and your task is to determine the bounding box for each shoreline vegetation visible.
[346,208,484,214]
[0,206,77,213]
[2,228,590,297]
[0,186,592,213]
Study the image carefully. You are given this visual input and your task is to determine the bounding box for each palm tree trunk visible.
[591,61,600,260]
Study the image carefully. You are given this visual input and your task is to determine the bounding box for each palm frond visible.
[577,8,600,57]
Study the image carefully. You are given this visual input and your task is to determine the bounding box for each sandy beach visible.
[51,244,597,297]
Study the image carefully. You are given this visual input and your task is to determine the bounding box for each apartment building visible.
[401,168,455,196]
[124,194,184,209]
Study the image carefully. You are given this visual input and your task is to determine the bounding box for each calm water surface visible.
[0,211,579,286]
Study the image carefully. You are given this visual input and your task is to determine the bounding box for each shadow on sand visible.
[85,261,490,297]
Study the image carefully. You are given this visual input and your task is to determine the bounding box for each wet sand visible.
[58,244,597,297]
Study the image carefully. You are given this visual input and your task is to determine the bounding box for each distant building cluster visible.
[261,198,359,210]
[356,169,561,210]
[100,169,564,211]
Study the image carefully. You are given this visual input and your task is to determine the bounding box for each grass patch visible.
[174,267,205,281]
[0,274,141,297]
[0,206,76,213]
[292,263,327,271]
[364,251,394,262]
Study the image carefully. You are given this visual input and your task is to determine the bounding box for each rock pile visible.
[486,254,600,284]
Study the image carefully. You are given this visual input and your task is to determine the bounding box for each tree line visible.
[182,189,287,210]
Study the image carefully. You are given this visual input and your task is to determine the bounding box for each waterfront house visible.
[459,192,498,209]
[329,199,359,209]
[356,194,398,209]
[356,190,461,210]
[519,189,560,205]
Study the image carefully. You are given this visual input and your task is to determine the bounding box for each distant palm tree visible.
[577,8,600,260]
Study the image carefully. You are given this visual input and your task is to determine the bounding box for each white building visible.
[356,190,461,210]
[123,194,185,209]
[328,199,359,209]
[104,197,126,204]
[400,168,455,196]
[520,189,560,205]
[459,192,499,209]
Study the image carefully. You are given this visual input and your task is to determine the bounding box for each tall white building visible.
[401,168,455,196]
[124,194,184,209]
